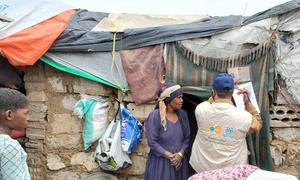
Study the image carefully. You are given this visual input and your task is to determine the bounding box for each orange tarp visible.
[0,9,75,67]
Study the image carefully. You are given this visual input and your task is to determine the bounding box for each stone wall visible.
[270,104,300,178]
[24,62,300,179]
[24,62,155,180]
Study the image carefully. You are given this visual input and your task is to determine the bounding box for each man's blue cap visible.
[212,73,234,90]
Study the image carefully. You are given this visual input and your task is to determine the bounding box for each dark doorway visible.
[182,93,205,176]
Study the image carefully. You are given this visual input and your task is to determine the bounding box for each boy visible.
[0,88,30,180]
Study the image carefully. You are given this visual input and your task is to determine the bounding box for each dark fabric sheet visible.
[243,0,300,25]
[51,14,242,52]
[50,0,300,52]
[50,10,109,52]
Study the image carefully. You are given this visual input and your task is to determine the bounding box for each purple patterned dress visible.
[144,109,190,180]
[188,165,258,180]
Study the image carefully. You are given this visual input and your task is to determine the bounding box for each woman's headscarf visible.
[158,83,182,131]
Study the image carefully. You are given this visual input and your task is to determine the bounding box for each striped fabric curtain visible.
[165,40,276,171]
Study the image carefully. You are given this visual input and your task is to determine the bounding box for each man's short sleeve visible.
[239,110,253,135]
[0,138,30,180]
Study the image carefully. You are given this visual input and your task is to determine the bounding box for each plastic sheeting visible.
[41,57,120,90]
[0,0,73,39]
[242,0,300,25]
[92,13,209,32]
[50,13,242,52]
[276,38,300,104]
[277,9,300,32]
[43,52,128,91]
[50,10,109,52]
[0,10,75,66]
[274,7,300,104]
[50,0,300,52]
[179,18,276,59]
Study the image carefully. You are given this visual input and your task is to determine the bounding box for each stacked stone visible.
[270,104,300,178]
[24,62,48,180]
[24,62,156,180]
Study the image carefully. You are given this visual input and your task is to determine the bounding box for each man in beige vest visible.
[190,73,262,173]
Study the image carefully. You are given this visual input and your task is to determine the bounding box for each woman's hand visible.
[170,153,183,171]
[175,162,182,171]
[163,151,175,160]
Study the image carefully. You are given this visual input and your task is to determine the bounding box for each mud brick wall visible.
[24,62,300,179]
[270,104,300,178]
[24,62,155,180]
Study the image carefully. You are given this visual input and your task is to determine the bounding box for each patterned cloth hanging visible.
[165,40,276,171]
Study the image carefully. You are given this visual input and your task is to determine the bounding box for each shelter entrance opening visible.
[182,93,206,176]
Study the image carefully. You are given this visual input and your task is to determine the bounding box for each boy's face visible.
[6,107,29,130]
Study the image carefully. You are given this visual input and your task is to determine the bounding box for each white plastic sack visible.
[95,120,132,171]
[73,95,109,150]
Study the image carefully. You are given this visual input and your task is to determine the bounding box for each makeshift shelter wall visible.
[23,62,300,179]
[24,62,155,180]
[269,104,300,177]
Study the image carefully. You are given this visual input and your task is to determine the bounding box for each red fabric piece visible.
[120,45,165,105]
[10,129,26,139]
[0,9,75,67]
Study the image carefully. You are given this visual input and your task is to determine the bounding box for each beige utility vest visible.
[190,101,252,173]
